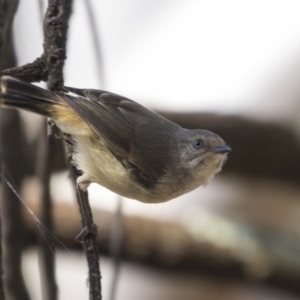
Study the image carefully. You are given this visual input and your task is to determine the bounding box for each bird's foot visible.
[77,174,92,191]
[47,119,62,140]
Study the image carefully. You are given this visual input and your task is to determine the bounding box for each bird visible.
[0,76,231,203]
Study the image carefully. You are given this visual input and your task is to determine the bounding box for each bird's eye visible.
[193,139,203,149]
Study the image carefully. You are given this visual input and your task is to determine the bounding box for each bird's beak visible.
[212,145,231,154]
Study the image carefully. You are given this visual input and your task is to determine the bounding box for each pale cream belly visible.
[56,120,179,202]
[72,135,161,202]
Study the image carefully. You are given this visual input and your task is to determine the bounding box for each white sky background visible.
[13,0,300,121]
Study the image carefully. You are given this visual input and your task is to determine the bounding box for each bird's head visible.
[176,129,231,185]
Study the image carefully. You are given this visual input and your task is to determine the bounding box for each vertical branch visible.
[43,0,71,90]
[0,3,6,297]
[0,1,31,300]
[84,0,105,88]
[74,183,102,300]
[83,3,117,299]
[36,120,57,300]
[43,1,102,299]
[0,111,30,300]
[65,151,102,300]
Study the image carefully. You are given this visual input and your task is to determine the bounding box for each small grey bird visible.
[0,76,231,203]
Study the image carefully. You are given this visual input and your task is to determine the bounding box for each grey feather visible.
[60,87,181,188]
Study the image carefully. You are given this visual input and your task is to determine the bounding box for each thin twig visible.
[64,136,102,300]
[85,2,123,295]
[84,0,105,88]
[74,182,102,300]
[37,0,45,25]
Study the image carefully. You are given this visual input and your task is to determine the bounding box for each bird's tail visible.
[0,76,61,117]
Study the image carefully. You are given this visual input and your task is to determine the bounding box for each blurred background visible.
[4,0,300,299]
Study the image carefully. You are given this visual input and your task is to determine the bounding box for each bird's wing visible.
[59,87,175,188]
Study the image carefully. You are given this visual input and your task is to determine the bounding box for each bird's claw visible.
[77,174,92,191]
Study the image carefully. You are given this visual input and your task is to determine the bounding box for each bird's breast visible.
[72,135,159,201]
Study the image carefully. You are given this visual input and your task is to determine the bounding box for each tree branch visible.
[63,137,102,300]
[42,1,102,299]
[0,55,47,82]
[0,1,31,299]
[43,0,71,90]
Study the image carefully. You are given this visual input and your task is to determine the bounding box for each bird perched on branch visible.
[0,76,231,203]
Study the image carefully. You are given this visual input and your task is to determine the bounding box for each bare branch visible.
[0,1,31,299]
[64,135,102,299]
[0,55,47,82]
[43,1,102,299]
[43,0,72,90]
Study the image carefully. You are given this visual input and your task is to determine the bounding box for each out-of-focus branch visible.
[36,120,57,300]
[0,1,31,300]
[22,197,300,296]
[84,0,105,88]
[0,112,30,300]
